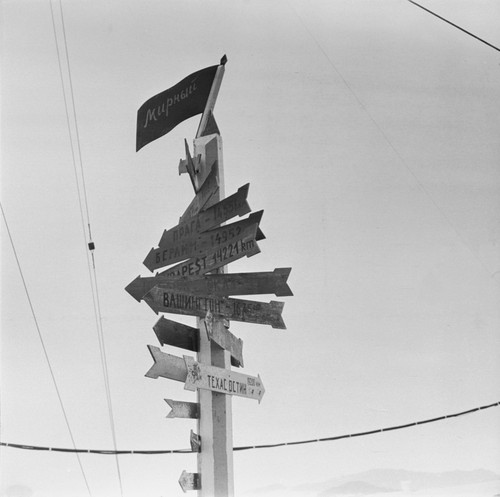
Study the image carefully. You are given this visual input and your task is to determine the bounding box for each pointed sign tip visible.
[143,248,157,272]
[124,276,143,302]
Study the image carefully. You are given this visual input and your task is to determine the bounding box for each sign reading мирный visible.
[136,65,218,151]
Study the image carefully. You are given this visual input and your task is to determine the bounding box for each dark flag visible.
[136,64,218,151]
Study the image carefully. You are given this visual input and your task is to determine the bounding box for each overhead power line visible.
[48,1,123,495]
[2,400,498,455]
[292,5,499,287]
[407,0,500,53]
[1,202,93,497]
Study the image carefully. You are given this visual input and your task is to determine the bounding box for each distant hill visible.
[318,480,395,495]
[244,468,500,496]
[289,468,500,495]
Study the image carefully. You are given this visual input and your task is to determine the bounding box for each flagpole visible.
[196,55,227,139]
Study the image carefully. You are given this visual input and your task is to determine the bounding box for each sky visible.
[1,1,500,496]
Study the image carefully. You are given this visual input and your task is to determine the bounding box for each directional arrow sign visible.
[149,315,241,367]
[184,356,265,402]
[159,267,293,297]
[146,347,264,402]
[144,288,287,329]
[144,345,188,381]
[179,470,200,492]
[158,183,251,248]
[204,312,244,367]
[158,236,260,278]
[152,316,199,352]
[180,163,219,222]
[143,211,263,271]
[125,267,292,303]
[164,399,199,419]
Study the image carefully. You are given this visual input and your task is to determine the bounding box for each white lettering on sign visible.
[143,79,198,128]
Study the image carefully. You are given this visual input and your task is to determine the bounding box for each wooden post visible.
[193,132,234,497]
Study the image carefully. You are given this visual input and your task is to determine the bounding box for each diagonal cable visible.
[1,202,93,497]
[407,0,500,53]
[291,5,499,288]
[49,1,124,495]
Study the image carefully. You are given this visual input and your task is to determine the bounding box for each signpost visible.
[129,57,292,496]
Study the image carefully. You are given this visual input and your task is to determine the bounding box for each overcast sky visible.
[1,1,499,496]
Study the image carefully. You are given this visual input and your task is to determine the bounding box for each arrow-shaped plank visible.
[144,345,188,381]
[158,183,251,248]
[125,267,292,303]
[164,399,199,419]
[152,316,199,352]
[204,312,244,367]
[160,267,292,297]
[158,233,261,279]
[144,288,286,329]
[179,470,200,492]
[146,348,264,402]
[149,315,241,367]
[183,356,265,402]
[143,211,263,271]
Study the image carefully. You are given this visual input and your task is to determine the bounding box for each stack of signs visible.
[126,137,292,492]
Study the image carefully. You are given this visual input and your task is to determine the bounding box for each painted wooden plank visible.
[143,211,263,271]
[160,267,292,297]
[184,356,265,403]
[158,183,251,248]
[164,399,199,419]
[144,345,187,381]
[144,289,287,329]
[204,312,243,368]
[146,347,263,401]
[125,267,291,303]
[158,237,260,278]
[153,316,199,352]
[178,470,200,492]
